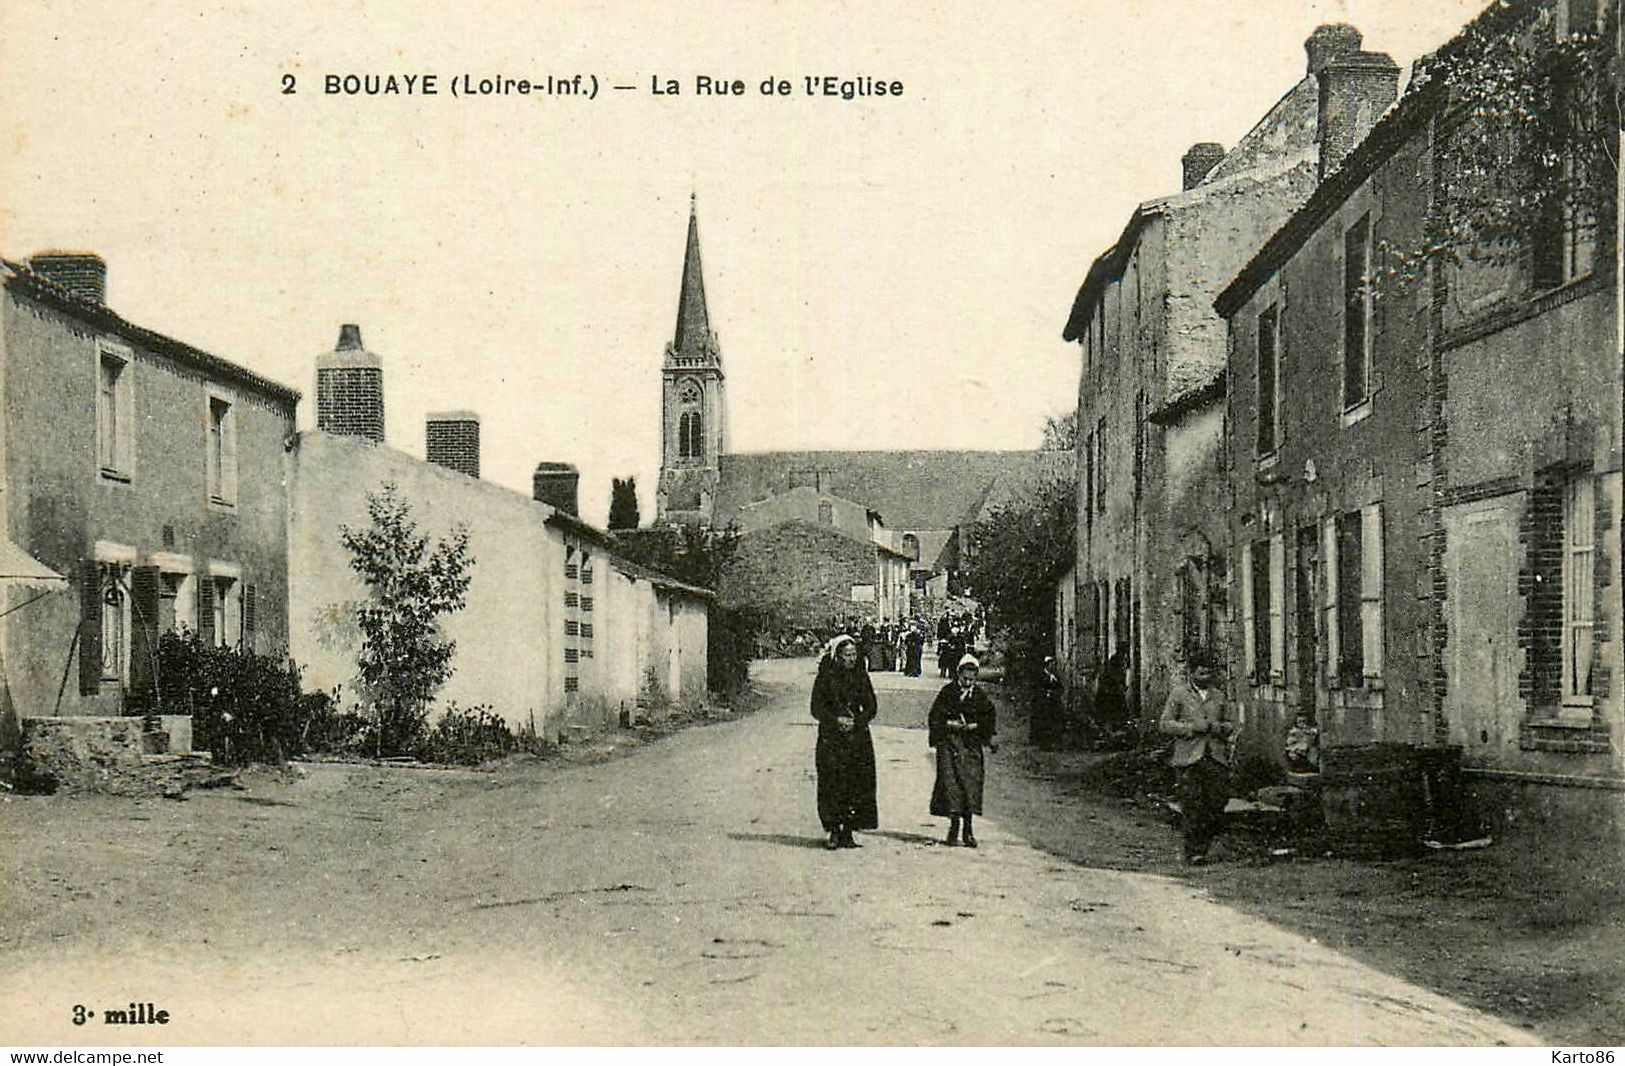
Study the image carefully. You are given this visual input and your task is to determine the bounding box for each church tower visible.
[656,197,729,525]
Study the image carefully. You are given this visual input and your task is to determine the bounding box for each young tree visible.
[340,483,474,755]
[964,473,1076,685]
[608,476,641,530]
[1041,410,1079,452]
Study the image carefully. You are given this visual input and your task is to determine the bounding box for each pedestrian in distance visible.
[929,653,997,847]
[904,622,924,677]
[811,634,879,850]
[1158,649,1235,865]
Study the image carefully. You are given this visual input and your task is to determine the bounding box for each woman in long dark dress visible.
[811,634,879,850]
[929,654,997,847]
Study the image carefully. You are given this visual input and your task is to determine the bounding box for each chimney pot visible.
[1181,143,1227,190]
[28,252,107,305]
[315,323,385,443]
[1305,23,1362,76]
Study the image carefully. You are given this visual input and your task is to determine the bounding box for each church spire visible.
[672,195,713,357]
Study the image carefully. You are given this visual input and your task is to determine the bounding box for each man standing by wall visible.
[1158,651,1234,864]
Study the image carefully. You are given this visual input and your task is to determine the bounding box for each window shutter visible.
[1361,504,1384,681]
[224,406,239,502]
[1337,512,1364,683]
[1269,534,1286,680]
[79,559,103,697]
[1240,542,1256,682]
[1323,518,1339,687]
[197,577,215,647]
[243,584,257,653]
[129,566,162,707]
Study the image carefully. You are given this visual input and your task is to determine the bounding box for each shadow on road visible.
[864,828,942,847]
[726,831,829,850]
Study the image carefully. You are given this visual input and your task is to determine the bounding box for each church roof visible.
[672,199,713,355]
[714,450,1069,531]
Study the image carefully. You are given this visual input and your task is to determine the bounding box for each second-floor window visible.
[1257,303,1280,456]
[1343,214,1373,410]
[1532,152,1598,291]
[207,394,237,505]
[97,345,134,479]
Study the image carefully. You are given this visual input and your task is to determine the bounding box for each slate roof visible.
[713,450,1067,531]
[1,258,301,407]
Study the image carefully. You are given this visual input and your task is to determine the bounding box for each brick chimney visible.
[426,411,480,479]
[28,252,106,304]
[1306,25,1400,181]
[315,323,384,443]
[1181,143,1226,190]
[1305,23,1362,76]
[533,462,580,516]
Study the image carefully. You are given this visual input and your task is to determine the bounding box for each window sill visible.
[1341,399,1373,428]
[1531,271,1596,301]
[100,468,132,484]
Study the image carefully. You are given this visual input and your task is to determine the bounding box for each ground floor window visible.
[1563,474,1596,703]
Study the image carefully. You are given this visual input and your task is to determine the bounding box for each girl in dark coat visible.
[811,634,879,850]
[928,654,997,847]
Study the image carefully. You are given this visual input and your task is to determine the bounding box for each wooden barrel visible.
[1320,744,1428,858]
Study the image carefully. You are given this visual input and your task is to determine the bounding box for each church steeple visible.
[657,195,729,525]
[668,195,720,367]
[672,195,714,356]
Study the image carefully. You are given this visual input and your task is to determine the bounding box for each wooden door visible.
[1443,496,1523,766]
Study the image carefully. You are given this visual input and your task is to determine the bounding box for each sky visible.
[0,0,1491,526]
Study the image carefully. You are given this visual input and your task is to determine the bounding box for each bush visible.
[707,604,758,697]
[154,629,314,766]
[409,703,514,765]
[299,688,372,756]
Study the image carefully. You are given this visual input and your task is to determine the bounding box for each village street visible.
[1,660,1535,1047]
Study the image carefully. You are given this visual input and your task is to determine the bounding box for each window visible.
[1256,304,1280,455]
[1242,539,1275,683]
[1532,152,1597,290]
[1560,0,1599,36]
[100,563,130,682]
[1095,417,1107,514]
[1343,214,1372,409]
[902,533,919,561]
[818,500,834,525]
[198,576,243,648]
[1564,476,1596,702]
[97,345,134,478]
[1326,505,1384,686]
[1269,534,1286,680]
[1084,429,1095,528]
[677,380,704,461]
[1178,565,1202,660]
[206,394,237,505]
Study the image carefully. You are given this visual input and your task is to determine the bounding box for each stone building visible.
[288,334,710,741]
[1059,24,1399,728]
[0,253,298,756]
[722,484,913,631]
[1215,0,1622,789]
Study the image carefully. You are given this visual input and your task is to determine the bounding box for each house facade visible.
[0,254,297,726]
[1061,24,1400,728]
[1215,0,1622,785]
[287,329,710,742]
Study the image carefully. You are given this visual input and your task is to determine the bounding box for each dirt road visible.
[0,660,1534,1045]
